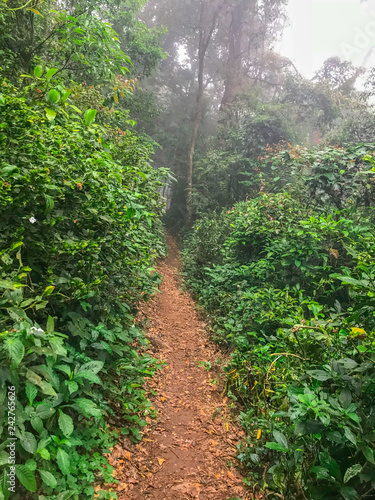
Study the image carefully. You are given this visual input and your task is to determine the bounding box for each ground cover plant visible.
[183,145,375,500]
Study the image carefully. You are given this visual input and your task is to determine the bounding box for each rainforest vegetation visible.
[1,0,375,499]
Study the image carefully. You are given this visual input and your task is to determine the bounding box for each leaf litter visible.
[105,236,253,499]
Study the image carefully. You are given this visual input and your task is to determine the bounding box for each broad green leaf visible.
[264,442,288,452]
[8,306,27,322]
[78,360,104,374]
[74,370,101,384]
[319,451,341,481]
[38,437,52,450]
[47,89,60,104]
[311,466,336,483]
[46,68,58,81]
[34,65,43,78]
[67,104,82,114]
[25,382,38,405]
[26,370,57,396]
[25,459,37,471]
[57,490,77,499]
[15,465,36,492]
[26,369,43,385]
[46,315,54,332]
[298,393,316,406]
[249,453,260,464]
[340,486,360,500]
[35,402,55,419]
[61,91,71,103]
[363,446,375,464]
[0,452,8,467]
[55,365,72,377]
[45,108,56,121]
[45,194,54,212]
[347,413,359,424]
[65,380,78,394]
[39,381,57,397]
[5,338,24,367]
[37,448,50,460]
[84,109,97,127]
[131,427,142,441]
[31,417,44,433]
[38,470,57,488]
[58,410,74,437]
[340,387,352,408]
[344,426,357,446]
[10,241,23,251]
[56,448,70,475]
[337,276,366,287]
[306,370,331,381]
[273,430,288,449]
[344,464,362,484]
[73,398,102,417]
[20,432,37,454]
[338,358,358,370]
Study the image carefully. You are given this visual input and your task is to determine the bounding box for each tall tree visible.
[139,0,287,224]
[186,0,226,224]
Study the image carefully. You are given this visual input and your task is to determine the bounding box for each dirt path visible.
[109,236,249,500]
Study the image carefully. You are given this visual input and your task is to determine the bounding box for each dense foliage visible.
[0,0,168,496]
[0,67,167,499]
[183,145,375,500]
[3,0,375,498]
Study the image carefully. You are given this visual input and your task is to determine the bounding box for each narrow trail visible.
[109,236,249,499]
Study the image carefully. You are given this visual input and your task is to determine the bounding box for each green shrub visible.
[0,71,166,499]
[183,192,375,500]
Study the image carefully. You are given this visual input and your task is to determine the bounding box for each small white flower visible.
[30,327,44,334]
[29,217,37,224]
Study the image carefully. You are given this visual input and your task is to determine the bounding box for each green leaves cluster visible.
[183,189,375,500]
[0,68,167,499]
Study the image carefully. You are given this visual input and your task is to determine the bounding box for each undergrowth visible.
[0,69,167,500]
[183,146,375,500]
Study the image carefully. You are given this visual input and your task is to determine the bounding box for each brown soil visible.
[108,236,250,500]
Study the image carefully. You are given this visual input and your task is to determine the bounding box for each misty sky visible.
[278,0,375,77]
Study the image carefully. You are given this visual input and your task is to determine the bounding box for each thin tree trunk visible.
[186,28,204,225]
[220,0,245,110]
[186,0,225,225]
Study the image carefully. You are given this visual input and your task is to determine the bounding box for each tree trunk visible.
[186,29,204,225]
[186,0,225,225]
[220,0,245,110]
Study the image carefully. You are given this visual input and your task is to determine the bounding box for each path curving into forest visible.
[108,236,250,500]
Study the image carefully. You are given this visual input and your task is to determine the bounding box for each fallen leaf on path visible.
[157,458,165,465]
[227,470,235,480]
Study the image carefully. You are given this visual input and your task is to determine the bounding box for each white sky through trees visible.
[278,0,375,77]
